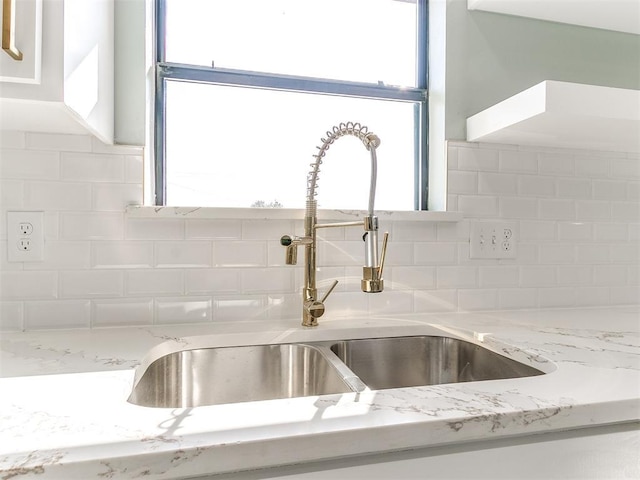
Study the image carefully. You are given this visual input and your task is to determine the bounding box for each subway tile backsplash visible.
[0,132,638,330]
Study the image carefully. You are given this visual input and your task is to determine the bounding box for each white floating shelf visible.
[466,81,640,153]
[468,0,640,35]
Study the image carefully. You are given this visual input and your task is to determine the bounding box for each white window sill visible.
[125,205,463,222]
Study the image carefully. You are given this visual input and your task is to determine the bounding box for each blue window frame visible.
[153,0,428,210]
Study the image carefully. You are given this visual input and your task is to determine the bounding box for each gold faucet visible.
[281,122,389,327]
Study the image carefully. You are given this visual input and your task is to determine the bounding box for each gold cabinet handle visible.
[2,0,23,61]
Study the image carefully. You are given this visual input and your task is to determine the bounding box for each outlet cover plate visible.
[7,211,44,262]
[470,221,517,259]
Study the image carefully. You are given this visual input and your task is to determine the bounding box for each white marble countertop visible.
[1,306,639,479]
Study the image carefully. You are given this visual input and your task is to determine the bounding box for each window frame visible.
[152,0,429,210]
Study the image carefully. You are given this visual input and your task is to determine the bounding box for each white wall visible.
[443,0,640,139]
[0,131,638,330]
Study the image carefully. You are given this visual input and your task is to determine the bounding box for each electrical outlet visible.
[7,211,44,262]
[470,221,517,259]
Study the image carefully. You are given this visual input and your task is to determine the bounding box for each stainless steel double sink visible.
[128,335,545,408]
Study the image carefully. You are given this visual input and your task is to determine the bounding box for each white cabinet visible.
[0,0,113,143]
[0,0,42,84]
[467,81,640,153]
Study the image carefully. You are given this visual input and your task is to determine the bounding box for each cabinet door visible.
[0,0,42,84]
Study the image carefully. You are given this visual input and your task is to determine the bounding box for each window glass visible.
[165,81,416,210]
[165,0,417,87]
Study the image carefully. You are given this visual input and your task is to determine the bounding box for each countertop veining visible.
[1,306,639,479]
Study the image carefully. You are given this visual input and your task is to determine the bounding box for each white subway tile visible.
[125,218,184,240]
[241,268,294,294]
[186,219,242,240]
[478,172,517,195]
[610,244,640,264]
[61,212,124,240]
[0,150,59,180]
[127,269,184,296]
[499,150,538,173]
[319,241,362,267]
[448,171,477,194]
[155,297,211,324]
[629,265,639,285]
[520,220,555,242]
[413,289,457,313]
[0,302,23,331]
[26,133,92,152]
[479,266,519,287]
[538,153,574,176]
[212,295,268,321]
[0,131,25,149]
[557,266,593,285]
[242,219,295,240]
[517,175,555,197]
[593,265,627,286]
[437,266,477,288]
[611,158,640,180]
[593,180,627,201]
[414,243,457,265]
[498,288,537,309]
[213,241,268,267]
[576,245,610,264]
[0,272,57,300]
[575,157,609,178]
[92,299,153,326]
[124,155,144,184]
[447,195,458,212]
[610,286,640,305]
[266,294,300,319]
[323,291,368,317]
[446,145,459,170]
[539,244,575,264]
[437,220,470,242]
[24,181,92,211]
[25,300,90,329]
[392,221,437,242]
[505,243,538,265]
[520,266,556,287]
[23,241,91,270]
[557,222,592,242]
[61,153,124,182]
[500,197,538,219]
[556,178,592,199]
[575,287,610,306]
[594,223,628,242]
[458,195,498,217]
[458,289,497,311]
[92,241,154,268]
[628,182,640,201]
[1,180,23,209]
[539,199,575,220]
[185,268,241,294]
[629,224,640,242]
[457,147,498,171]
[0,241,22,270]
[539,288,575,307]
[60,271,123,298]
[576,201,611,222]
[155,241,212,268]
[92,184,143,211]
[612,202,640,223]
[368,290,413,314]
[390,266,436,290]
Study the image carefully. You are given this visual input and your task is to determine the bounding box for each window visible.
[154,0,428,210]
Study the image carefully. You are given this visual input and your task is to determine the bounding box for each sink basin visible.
[330,336,544,390]
[128,344,352,408]
[129,334,546,408]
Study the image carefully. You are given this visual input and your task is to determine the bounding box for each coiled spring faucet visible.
[281,122,389,327]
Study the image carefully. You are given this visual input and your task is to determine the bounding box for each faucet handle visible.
[378,231,389,278]
[320,279,339,303]
[280,235,312,265]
